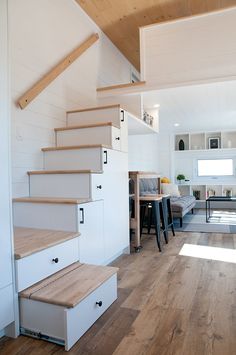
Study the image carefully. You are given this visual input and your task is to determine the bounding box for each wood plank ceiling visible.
[76,0,236,71]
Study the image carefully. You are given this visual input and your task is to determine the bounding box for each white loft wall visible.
[9,0,135,197]
[128,134,159,172]
[140,7,236,88]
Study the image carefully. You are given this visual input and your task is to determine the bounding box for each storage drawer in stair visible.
[20,263,118,351]
[29,171,104,200]
[15,238,79,292]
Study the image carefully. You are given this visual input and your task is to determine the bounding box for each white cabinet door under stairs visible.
[67,105,128,152]
[29,171,104,200]
[56,124,121,151]
[78,200,104,265]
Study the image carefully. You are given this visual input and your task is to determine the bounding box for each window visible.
[197,159,233,177]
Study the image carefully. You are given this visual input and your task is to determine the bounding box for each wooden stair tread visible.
[13,197,92,205]
[14,227,80,260]
[20,262,119,308]
[41,144,111,152]
[20,262,82,296]
[27,169,103,176]
[67,104,120,114]
[55,122,119,132]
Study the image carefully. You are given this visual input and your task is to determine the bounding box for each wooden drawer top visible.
[14,227,80,260]
[20,262,118,308]
[13,197,92,205]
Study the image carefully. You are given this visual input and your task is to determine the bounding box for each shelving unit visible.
[175,130,236,151]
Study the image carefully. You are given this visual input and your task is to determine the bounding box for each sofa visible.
[139,178,196,227]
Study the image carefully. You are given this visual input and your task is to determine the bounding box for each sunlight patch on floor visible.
[179,243,236,263]
[209,210,236,225]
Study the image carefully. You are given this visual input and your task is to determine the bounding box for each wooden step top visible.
[13,197,92,205]
[14,227,80,260]
[55,122,119,132]
[41,144,111,152]
[67,104,120,114]
[20,262,118,308]
[97,81,146,92]
[27,169,103,176]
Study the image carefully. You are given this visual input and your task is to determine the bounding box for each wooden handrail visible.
[18,33,99,109]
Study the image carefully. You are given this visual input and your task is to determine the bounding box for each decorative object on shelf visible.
[193,190,201,200]
[207,189,215,198]
[223,188,233,197]
[209,137,220,149]
[179,139,185,150]
[176,174,186,184]
[161,177,171,184]
[143,111,154,127]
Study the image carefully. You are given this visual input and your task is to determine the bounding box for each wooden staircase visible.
[12,104,129,350]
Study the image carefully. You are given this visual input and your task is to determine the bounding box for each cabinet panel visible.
[120,110,128,152]
[102,149,129,262]
[0,285,14,330]
[78,201,104,265]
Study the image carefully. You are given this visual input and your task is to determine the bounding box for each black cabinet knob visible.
[52,257,59,263]
[115,137,120,140]
[96,185,102,189]
[96,301,103,307]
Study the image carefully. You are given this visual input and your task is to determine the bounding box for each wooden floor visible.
[1,231,236,355]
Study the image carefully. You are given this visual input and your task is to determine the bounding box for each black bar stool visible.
[140,196,164,252]
[161,195,175,238]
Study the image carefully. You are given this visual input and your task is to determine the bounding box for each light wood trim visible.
[55,122,119,132]
[14,227,80,260]
[41,144,111,152]
[21,263,118,308]
[139,194,170,202]
[27,169,103,175]
[97,81,146,92]
[67,104,120,114]
[13,197,92,205]
[18,33,99,109]
[20,262,83,298]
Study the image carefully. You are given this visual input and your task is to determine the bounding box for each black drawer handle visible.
[96,301,103,307]
[120,110,125,122]
[52,258,59,263]
[96,185,102,189]
[80,207,84,224]
[104,150,108,165]
[115,137,120,140]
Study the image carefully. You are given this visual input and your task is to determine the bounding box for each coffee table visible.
[206,196,236,222]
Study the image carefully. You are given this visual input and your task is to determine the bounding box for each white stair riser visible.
[15,238,79,292]
[56,126,121,151]
[67,107,122,127]
[29,173,104,199]
[43,148,104,171]
[13,202,78,232]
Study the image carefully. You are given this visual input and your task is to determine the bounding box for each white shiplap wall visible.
[10,0,135,197]
[128,134,159,172]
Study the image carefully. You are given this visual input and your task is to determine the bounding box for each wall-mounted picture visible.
[209,137,220,149]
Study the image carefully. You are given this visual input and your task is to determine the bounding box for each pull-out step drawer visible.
[42,145,108,171]
[29,171,104,200]
[67,104,122,127]
[14,228,80,292]
[55,123,121,151]
[20,263,118,351]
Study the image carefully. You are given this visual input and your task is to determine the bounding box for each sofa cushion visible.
[161,183,180,197]
[170,195,196,213]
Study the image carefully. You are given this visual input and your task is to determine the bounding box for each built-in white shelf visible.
[178,182,236,201]
[128,112,158,135]
[175,130,236,151]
